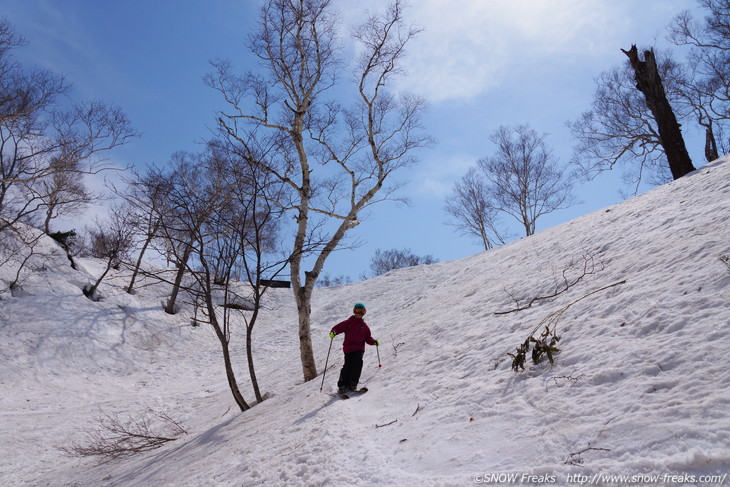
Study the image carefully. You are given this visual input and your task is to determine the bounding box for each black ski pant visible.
[337,351,364,390]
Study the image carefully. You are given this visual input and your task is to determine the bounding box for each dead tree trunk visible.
[622,45,696,179]
[704,123,719,163]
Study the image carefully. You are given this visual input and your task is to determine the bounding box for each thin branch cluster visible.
[61,408,187,459]
[508,279,626,373]
[496,253,604,315]
[500,252,625,373]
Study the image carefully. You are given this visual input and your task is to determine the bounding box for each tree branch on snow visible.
[391,336,405,357]
[720,254,730,271]
[509,280,627,372]
[495,252,604,315]
[61,407,187,459]
[543,373,583,392]
[564,446,612,467]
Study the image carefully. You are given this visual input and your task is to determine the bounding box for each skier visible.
[329,303,379,395]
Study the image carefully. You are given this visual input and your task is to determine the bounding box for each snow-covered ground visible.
[1,157,729,487]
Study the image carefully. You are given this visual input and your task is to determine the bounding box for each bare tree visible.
[672,67,726,162]
[1,98,137,228]
[83,206,134,300]
[112,165,171,294]
[223,149,290,404]
[0,20,137,235]
[368,248,437,277]
[622,45,696,180]
[208,0,430,382]
[36,158,97,234]
[315,273,352,287]
[154,152,206,315]
[162,142,290,411]
[479,124,573,237]
[568,50,689,190]
[180,152,252,411]
[444,167,508,251]
[570,4,730,189]
[669,0,730,161]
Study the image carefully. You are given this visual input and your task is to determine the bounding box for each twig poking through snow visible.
[392,337,405,357]
[544,374,583,392]
[720,254,730,271]
[564,447,612,466]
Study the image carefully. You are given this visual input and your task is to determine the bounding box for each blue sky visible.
[3,0,703,282]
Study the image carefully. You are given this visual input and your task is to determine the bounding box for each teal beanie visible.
[354,302,366,310]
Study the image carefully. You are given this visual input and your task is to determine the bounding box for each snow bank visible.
[1,158,729,486]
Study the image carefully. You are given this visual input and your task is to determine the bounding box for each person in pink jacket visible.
[329,302,379,394]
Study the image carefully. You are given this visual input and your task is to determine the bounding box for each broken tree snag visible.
[705,123,719,163]
[621,45,696,180]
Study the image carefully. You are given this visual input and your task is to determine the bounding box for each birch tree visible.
[36,158,97,234]
[156,142,289,411]
[207,0,430,381]
[444,167,507,251]
[479,124,573,237]
[112,166,171,294]
[84,206,134,301]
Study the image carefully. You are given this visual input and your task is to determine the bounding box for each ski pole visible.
[320,336,334,392]
[376,343,381,368]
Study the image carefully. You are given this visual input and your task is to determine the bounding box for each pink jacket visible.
[331,316,376,353]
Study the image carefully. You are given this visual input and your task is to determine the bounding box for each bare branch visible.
[495,253,604,315]
[61,407,187,459]
[564,447,612,467]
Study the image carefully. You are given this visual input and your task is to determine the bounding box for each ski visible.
[339,387,368,399]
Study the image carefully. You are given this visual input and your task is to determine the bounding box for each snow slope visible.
[1,157,729,487]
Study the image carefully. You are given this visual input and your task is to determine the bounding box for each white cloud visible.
[397,0,621,102]
[339,0,650,103]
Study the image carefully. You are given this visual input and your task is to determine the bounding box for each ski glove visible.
[373,340,379,346]
[329,331,336,339]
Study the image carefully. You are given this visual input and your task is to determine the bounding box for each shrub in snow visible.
[509,325,561,372]
[508,279,626,373]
